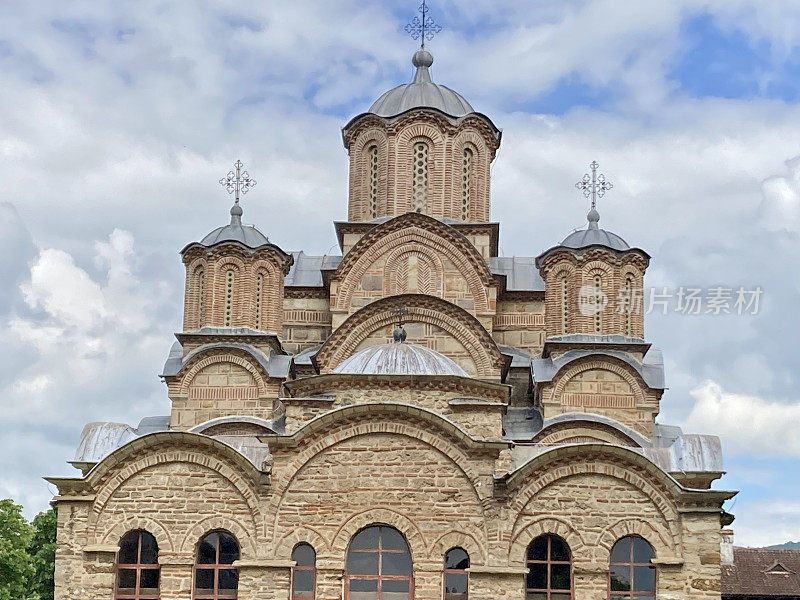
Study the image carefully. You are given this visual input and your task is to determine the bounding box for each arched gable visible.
[176,348,271,397]
[505,444,683,560]
[331,212,495,313]
[547,355,653,408]
[315,294,507,378]
[531,413,650,447]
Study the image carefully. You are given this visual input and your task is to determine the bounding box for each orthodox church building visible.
[49,42,735,600]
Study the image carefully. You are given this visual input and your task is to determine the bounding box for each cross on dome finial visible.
[219,160,256,222]
[405,1,442,49]
[575,160,612,227]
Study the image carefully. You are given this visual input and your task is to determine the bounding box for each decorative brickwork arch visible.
[384,246,444,297]
[86,433,264,529]
[531,418,644,447]
[508,517,587,566]
[180,515,257,557]
[331,212,494,313]
[596,518,675,562]
[252,258,284,332]
[395,123,444,215]
[275,526,330,558]
[99,516,174,552]
[349,127,390,221]
[430,530,487,565]
[505,445,683,558]
[190,416,277,436]
[452,130,490,221]
[331,508,428,561]
[315,294,506,377]
[548,357,648,407]
[177,350,270,397]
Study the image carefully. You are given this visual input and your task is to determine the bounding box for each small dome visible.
[199,203,271,249]
[333,341,468,377]
[369,49,475,118]
[559,209,630,251]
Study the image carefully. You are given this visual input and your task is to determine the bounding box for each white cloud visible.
[732,499,800,548]
[684,381,800,457]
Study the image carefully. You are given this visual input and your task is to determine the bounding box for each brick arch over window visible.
[314,294,507,378]
[508,517,587,566]
[505,445,683,560]
[383,246,444,297]
[100,517,175,553]
[180,515,257,557]
[332,508,428,560]
[452,130,490,222]
[331,212,495,314]
[395,123,444,215]
[275,526,330,559]
[596,518,674,561]
[349,127,390,221]
[252,258,283,332]
[430,530,487,565]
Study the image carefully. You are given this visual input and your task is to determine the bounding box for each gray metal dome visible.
[333,329,467,377]
[369,49,475,118]
[199,204,271,249]
[559,209,630,251]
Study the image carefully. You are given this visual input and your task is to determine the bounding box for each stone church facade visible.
[48,47,736,600]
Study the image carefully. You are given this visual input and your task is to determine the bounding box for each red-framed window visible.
[345,525,414,600]
[115,530,160,600]
[291,543,316,599]
[609,536,656,599]
[525,534,572,599]
[193,531,240,599]
[443,547,469,600]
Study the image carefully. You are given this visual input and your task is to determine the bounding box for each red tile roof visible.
[722,547,800,597]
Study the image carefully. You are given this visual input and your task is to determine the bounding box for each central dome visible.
[368,49,475,118]
[333,330,468,377]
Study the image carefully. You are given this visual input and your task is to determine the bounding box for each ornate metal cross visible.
[219,159,256,204]
[405,1,442,47]
[575,160,613,211]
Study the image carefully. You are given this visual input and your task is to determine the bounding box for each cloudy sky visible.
[2,0,800,546]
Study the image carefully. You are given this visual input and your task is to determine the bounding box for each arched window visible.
[196,268,205,327]
[624,276,633,336]
[194,531,239,599]
[255,273,264,330]
[593,275,603,333]
[116,530,159,600]
[461,148,473,221]
[224,269,235,327]
[412,142,429,214]
[346,525,413,600]
[292,543,316,600]
[443,547,469,600]
[368,145,380,219]
[526,534,572,599]
[560,274,569,334]
[609,536,655,599]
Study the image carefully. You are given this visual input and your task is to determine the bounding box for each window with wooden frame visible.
[525,534,572,599]
[608,536,656,599]
[292,543,316,600]
[115,530,160,600]
[345,525,413,600]
[193,531,240,599]
[443,547,469,600]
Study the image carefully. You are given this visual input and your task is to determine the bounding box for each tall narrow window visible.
[609,536,655,599]
[255,273,264,330]
[368,145,379,219]
[560,275,569,334]
[345,525,413,600]
[624,276,633,336]
[194,531,239,599]
[224,269,235,327]
[197,269,205,327]
[292,544,316,600]
[116,530,159,600]
[526,534,572,599]
[443,547,469,600]
[412,142,429,213]
[593,275,603,334]
[461,148,473,221]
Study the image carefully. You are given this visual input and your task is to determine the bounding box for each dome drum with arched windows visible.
[48,21,737,600]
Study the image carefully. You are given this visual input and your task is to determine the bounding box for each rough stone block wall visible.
[281,297,332,354]
[492,299,546,355]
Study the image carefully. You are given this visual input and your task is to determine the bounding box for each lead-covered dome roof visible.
[559,209,630,251]
[368,49,475,118]
[333,326,467,376]
[198,204,271,248]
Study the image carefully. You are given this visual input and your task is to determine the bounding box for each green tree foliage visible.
[28,508,56,600]
[0,499,34,600]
